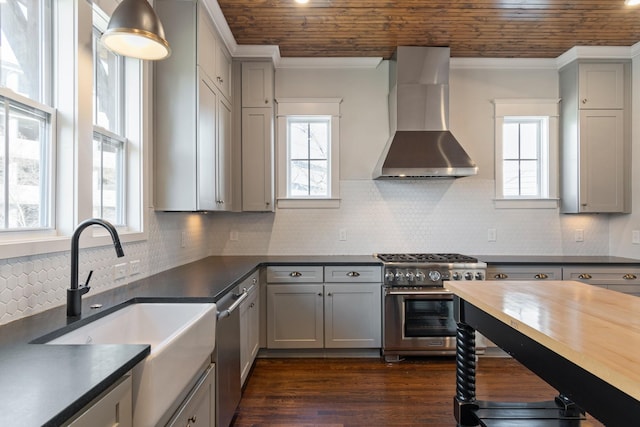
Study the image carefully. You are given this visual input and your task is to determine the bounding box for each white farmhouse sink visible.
[47,303,217,427]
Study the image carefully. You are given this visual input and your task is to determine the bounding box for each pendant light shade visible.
[102,0,170,60]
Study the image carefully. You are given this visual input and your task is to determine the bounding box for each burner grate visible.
[376,253,478,263]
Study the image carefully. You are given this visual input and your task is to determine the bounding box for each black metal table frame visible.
[453,295,640,426]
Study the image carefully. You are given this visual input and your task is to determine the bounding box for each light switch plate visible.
[487,228,497,242]
[575,229,584,242]
[633,230,640,245]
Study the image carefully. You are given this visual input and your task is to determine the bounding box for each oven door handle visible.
[385,288,453,296]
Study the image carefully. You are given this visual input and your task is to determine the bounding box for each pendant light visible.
[102,0,170,60]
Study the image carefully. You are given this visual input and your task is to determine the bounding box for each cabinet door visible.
[578,63,624,109]
[267,284,324,348]
[242,108,274,211]
[167,364,215,427]
[240,277,259,386]
[197,77,218,211]
[578,110,624,213]
[66,375,132,427]
[487,266,562,281]
[215,44,232,100]
[242,62,274,107]
[324,283,381,348]
[197,6,217,84]
[215,95,233,210]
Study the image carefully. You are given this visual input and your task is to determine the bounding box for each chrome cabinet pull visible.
[534,273,549,280]
[327,292,332,296]
[494,273,508,279]
[290,271,302,277]
[252,277,257,284]
[623,273,637,280]
[317,292,322,296]
[582,98,588,104]
[578,273,592,280]
[346,271,360,277]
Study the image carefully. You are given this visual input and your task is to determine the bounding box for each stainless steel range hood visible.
[373,46,478,179]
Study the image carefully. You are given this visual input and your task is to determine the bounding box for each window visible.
[0,0,54,230]
[493,99,559,209]
[287,117,330,197]
[93,7,126,225]
[277,98,341,208]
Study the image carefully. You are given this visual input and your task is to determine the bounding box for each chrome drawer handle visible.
[346,271,360,277]
[534,273,548,280]
[578,273,592,280]
[290,271,302,277]
[623,274,637,280]
[494,273,508,279]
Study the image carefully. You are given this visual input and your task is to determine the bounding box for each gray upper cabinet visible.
[154,0,232,211]
[241,62,275,211]
[560,61,630,213]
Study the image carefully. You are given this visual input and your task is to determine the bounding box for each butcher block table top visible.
[445,280,640,402]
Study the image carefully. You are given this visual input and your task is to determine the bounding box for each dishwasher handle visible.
[217,288,249,320]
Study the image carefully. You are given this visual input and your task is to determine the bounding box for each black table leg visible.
[454,322,479,427]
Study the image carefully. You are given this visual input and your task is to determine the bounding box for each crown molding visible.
[555,46,634,68]
[451,57,557,70]
[276,57,383,69]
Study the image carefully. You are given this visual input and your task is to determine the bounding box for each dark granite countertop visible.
[477,255,640,266]
[3,252,638,425]
[0,255,379,426]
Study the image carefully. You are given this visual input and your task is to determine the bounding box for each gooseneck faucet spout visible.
[68,218,125,317]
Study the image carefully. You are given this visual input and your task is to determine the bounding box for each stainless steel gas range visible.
[376,253,487,362]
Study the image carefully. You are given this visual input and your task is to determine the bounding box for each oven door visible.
[383,288,457,356]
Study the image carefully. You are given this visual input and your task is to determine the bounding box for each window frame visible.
[276,98,342,209]
[493,99,560,209]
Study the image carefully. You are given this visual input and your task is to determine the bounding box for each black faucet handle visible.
[83,270,94,289]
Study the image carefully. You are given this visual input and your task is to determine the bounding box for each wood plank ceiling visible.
[217,0,640,58]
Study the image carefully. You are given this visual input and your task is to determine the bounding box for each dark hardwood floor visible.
[232,357,605,427]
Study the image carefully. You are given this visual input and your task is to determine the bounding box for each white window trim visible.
[276,98,342,209]
[493,99,560,209]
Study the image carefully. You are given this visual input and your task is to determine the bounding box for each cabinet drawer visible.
[267,266,323,283]
[324,265,382,283]
[562,266,640,286]
[487,266,562,281]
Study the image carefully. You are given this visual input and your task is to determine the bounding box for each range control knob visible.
[415,271,426,282]
[475,272,484,280]
[406,272,416,282]
[464,272,473,280]
[428,270,442,282]
[452,272,462,280]
[384,271,395,282]
[395,272,405,281]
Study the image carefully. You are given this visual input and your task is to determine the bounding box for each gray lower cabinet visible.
[240,272,260,386]
[65,375,132,427]
[266,265,382,349]
[167,364,215,427]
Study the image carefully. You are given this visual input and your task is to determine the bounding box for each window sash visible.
[0,90,54,230]
[502,118,543,198]
[93,127,126,226]
[286,116,331,198]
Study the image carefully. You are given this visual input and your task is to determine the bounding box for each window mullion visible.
[3,102,9,229]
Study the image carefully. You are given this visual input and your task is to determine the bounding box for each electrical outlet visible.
[487,228,497,242]
[575,229,584,242]
[339,228,347,241]
[230,230,239,241]
[129,260,141,276]
[114,262,128,280]
[633,230,640,245]
[181,231,187,248]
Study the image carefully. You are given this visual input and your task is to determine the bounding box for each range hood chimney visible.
[373,46,478,179]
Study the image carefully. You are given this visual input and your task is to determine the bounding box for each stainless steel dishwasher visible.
[216,285,249,427]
